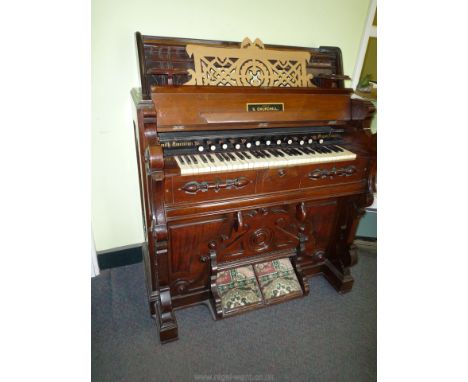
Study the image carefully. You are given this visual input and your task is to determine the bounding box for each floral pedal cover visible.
[216,265,263,315]
[254,258,303,302]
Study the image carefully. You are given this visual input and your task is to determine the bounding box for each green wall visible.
[357,211,377,238]
[92,0,372,251]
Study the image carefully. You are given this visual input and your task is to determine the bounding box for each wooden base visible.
[150,260,356,343]
[154,289,179,343]
[321,260,355,294]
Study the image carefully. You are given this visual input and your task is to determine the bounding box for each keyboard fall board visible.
[171,145,356,175]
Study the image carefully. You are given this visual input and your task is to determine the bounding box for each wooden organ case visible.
[131,32,376,343]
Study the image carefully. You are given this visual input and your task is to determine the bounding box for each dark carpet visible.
[92,246,376,382]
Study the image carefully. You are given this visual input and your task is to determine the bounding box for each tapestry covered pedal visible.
[254,258,303,302]
[216,265,263,314]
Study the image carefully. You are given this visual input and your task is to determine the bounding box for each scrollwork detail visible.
[308,165,357,180]
[180,176,250,194]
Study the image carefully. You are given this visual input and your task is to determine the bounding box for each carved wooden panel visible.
[215,206,301,263]
[168,217,227,295]
[184,38,314,87]
[300,158,368,189]
[171,170,257,204]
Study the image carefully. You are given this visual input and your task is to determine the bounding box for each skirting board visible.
[97,244,143,270]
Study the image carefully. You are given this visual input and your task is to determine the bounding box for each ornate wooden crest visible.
[184,38,314,87]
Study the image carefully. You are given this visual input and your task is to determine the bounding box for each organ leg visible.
[324,194,371,293]
[154,287,178,343]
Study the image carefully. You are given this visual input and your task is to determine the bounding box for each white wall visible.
[91,0,371,251]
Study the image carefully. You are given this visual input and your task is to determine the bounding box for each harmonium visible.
[131,32,376,343]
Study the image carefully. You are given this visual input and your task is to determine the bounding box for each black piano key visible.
[235,152,245,160]
[216,153,224,162]
[261,150,271,158]
[227,152,236,161]
[290,149,300,156]
[321,147,332,153]
[332,145,344,152]
[291,148,303,155]
[221,153,231,161]
[297,148,309,155]
[179,156,186,164]
[185,155,192,164]
[268,150,279,157]
[314,146,324,153]
[243,152,252,159]
[275,149,285,157]
[251,151,260,158]
[207,154,215,163]
[190,155,198,164]
[201,154,208,163]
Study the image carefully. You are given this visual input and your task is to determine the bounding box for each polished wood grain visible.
[132,34,377,343]
[151,86,352,131]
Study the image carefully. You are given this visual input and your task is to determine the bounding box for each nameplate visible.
[247,103,284,112]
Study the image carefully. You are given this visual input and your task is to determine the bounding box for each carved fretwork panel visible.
[215,206,302,263]
[184,38,314,87]
[168,217,227,295]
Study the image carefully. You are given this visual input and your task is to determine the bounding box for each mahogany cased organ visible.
[131,33,376,343]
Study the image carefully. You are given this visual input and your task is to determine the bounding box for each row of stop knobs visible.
[197,137,325,152]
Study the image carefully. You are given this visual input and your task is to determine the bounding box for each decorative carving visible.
[214,206,303,261]
[296,202,307,223]
[313,250,325,262]
[180,177,250,194]
[184,38,314,87]
[208,243,223,319]
[249,228,273,251]
[308,165,356,180]
[155,287,178,343]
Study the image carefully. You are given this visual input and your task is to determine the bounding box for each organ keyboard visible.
[132,33,376,344]
[170,136,356,175]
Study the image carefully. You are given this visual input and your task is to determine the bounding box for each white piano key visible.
[233,153,249,171]
[174,156,192,175]
[185,155,200,174]
[241,152,256,170]
[229,153,242,171]
[181,155,197,175]
[211,155,228,172]
[193,154,210,174]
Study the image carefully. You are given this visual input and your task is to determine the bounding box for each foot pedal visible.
[254,258,303,304]
[216,265,263,315]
